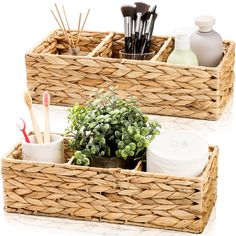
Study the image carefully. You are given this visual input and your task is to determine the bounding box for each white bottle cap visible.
[175,32,190,50]
[195,15,215,32]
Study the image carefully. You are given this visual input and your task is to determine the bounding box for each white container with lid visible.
[146,131,209,177]
[190,15,223,67]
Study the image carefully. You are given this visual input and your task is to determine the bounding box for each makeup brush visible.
[140,8,151,45]
[43,91,51,143]
[121,5,135,53]
[133,2,150,53]
[16,118,30,143]
[24,90,43,144]
[141,5,158,54]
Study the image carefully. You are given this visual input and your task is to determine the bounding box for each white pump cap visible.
[175,32,190,50]
[195,15,215,32]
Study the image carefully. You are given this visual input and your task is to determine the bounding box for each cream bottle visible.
[190,16,223,67]
[167,32,198,66]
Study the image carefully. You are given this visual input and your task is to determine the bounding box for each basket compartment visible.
[111,33,168,59]
[31,29,113,57]
[143,37,235,120]
[26,30,235,120]
[1,136,218,234]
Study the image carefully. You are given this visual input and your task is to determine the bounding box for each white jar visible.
[146,131,209,177]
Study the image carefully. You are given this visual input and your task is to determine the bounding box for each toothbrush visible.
[16,118,30,143]
[43,91,51,143]
[24,90,43,144]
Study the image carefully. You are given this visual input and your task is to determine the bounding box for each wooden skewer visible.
[51,10,71,46]
[76,13,82,47]
[77,9,90,45]
[62,5,75,48]
[54,3,72,47]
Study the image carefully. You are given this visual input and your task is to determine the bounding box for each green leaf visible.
[125,145,131,152]
[129,142,136,151]
[127,126,134,134]
[91,146,96,155]
[83,158,90,166]
[76,158,82,165]
[129,151,134,157]
[118,141,125,149]
[121,150,128,159]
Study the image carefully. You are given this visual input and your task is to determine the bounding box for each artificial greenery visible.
[66,89,160,166]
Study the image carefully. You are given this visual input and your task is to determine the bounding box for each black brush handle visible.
[141,34,148,54]
[124,17,133,53]
[133,32,139,54]
[125,37,132,53]
[144,40,151,53]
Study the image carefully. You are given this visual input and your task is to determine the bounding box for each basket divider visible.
[151,36,172,61]
[134,160,143,171]
[88,32,115,57]
[67,156,75,165]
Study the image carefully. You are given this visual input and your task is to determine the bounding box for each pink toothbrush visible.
[43,91,51,143]
[16,118,30,143]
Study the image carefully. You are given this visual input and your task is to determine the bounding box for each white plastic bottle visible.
[190,16,223,67]
[167,32,198,66]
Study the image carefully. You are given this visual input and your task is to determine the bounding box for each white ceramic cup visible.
[22,134,64,163]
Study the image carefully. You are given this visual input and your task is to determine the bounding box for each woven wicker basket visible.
[25,30,235,121]
[2,136,218,233]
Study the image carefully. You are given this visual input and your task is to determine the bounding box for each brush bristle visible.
[150,5,157,14]
[16,118,25,131]
[43,91,50,106]
[135,2,150,14]
[24,91,32,109]
[142,11,151,21]
[121,5,135,17]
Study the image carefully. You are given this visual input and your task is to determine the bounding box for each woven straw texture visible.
[2,137,218,234]
[26,30,235,121]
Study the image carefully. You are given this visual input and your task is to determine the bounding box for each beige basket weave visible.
[25,30,234,120]
[2,137,218,234]
[26,30,235,120]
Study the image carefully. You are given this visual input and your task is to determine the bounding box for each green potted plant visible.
[66,89,160,169]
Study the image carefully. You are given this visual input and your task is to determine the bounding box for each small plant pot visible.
[90,155,136,169]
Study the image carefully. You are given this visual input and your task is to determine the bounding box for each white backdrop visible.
[0,0,236,235]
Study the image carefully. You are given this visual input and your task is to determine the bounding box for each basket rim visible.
[25,29,235,72]
[1,133,219,183]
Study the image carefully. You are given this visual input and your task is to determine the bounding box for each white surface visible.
[147,131,209,176]
[0,0,236,235]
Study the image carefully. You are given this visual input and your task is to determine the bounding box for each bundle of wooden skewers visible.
[51,3,90,55]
